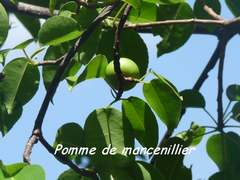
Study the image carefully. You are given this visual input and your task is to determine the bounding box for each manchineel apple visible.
[104,57,140,91]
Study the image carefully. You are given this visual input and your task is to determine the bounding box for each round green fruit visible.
[104,57,140,91]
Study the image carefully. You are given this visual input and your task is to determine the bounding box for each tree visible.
[0,0,240,179]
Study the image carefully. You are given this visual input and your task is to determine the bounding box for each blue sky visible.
[1,1,240,179]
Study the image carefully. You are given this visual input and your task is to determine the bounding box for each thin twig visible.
[193,41,221,91]
[203,108,218,125]
[124,18,239,29]
[23,3,119,179]
[198,0,224,20]
[217,38,227,132]
[113,5,132,100]
[225,125,240,128]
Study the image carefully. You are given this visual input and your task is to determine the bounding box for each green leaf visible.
[13,38,34,50]
[72,6,98,29]
[225,0,240,17]
[0,161,45,180]
[42,44,80,90]
[194,0,221,32]
[0,49,11,66]
[67,54,108,89]
[231,102,240,122]
[143,77,182,130]
[176,123,205,146]
[0,101,22,136]
[38,16,82,45]
[207,132,240,172]
[154,3,194,56]
[159,0,185,4]
[209,171,240,180]
[128,161,166,180]
[97,29,148,77]
[49,0,56,15]
[0,161,27,177]
[128,1,157,23]
[58,169,91,180]
[15,14,41,38]
[180,89,205,108]
[78,27,102,65]
[123,0,142,10]
[53,123,84,148]
[13,165,45,180]
[84,108,134,169]
[53,123,84,160]
[0,58,40,113]
[227,84,240,101]
[122,96,158,148]
[155,137,192,180]
[0,3,9,47]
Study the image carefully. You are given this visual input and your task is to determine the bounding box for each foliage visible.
[0,0,240,179]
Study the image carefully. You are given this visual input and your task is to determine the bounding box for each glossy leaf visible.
[67,54,108,89]
[226,0,240,17]
[128,1,157,23]
[58,169,91,180]
[122,96,158,148]
[0,58,40,113]
[123,0,142,10]
[159,0,185,4]
[43,44,80,90]
[84,108,134,169]
[207,132,240,172]
[53,123,84,148]
[231,102,240,122]
[143,77,182,130]
[0,101,22,136]
[154,3,194,56]
[0,161,45,180]
[129,161,166,180]
[0,49,11,66]
[15,14,41,38]
[0,3,9,47]
[38,16,82,45]
[227,84,240,101]
[180,89,205,108]
[13,38,34,50]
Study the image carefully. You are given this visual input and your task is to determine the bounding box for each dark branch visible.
[38,134,99,180]
[113,5,132,100]
[23,3,119,179]
[217,39,227,131]
[193,40,222,91]
[1,0,53,18]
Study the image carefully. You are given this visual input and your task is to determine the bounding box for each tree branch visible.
[1,0,53,18]
[193,40,222,91]
[198,0,224,20]
[38,134,99,180]
[217,39,227,131]
[113,5,132,100]
[23,3,119,179]
[124,18,240,30]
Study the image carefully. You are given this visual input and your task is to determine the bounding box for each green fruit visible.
[104,57,140,91]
